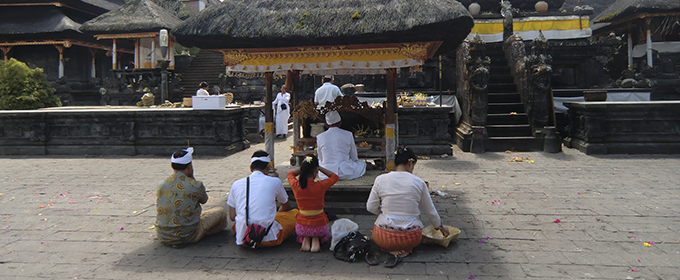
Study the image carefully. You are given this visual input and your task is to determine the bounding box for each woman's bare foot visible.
[310,237,321,252]
[301,237,311,252]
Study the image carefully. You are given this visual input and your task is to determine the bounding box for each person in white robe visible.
[196,82,209,96]
[272,85,291,138]
[316,110,366,180]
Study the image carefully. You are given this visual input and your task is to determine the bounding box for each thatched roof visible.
[0,7,82,35]
[594,0,680,23]
[80,0,183,34]
[174,0,474,54]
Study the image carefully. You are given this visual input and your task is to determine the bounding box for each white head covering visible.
[325,110,341,126]
[171,147,193,164]
[250,155,271,163]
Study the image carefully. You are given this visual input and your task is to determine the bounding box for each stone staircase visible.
[485,45,542,151]
[177,50,224,97]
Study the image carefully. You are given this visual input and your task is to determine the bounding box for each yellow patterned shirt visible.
[155,171,208,245]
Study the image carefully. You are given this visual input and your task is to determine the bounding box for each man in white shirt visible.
[196,82,209,96]
[227,150,298,247]
[314,75,343,108]
[316,110,366,180]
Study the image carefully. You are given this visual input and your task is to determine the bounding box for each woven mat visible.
[279,169,384,187]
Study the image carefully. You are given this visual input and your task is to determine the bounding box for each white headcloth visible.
[171,147,193,164]
[325,110,341,126]
[250,155,271,163]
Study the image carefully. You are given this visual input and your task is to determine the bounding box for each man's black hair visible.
[250,150,270,170]
[171,150,190,170]
[323,76,332,83]
[199,81,208,88]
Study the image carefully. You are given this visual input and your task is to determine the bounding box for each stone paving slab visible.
[1,135,680,279]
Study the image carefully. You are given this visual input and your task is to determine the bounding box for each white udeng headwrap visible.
[325,110,341,125]
[171,147,193,164]
[250,156,271,163]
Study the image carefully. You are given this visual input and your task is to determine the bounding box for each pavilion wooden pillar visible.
[88,48,97,78]
[645,18,653,67]
[385,68,398,170]
[0,46,11,61]
[627,33,633,69]
[151,37,156,68]
[112,39,118,69]
[54,45,65,78]
[287,70,301,153]
[264,71,276,172]
[134,39,139,69]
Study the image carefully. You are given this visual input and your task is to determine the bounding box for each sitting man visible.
[227,150,299,247]
[156,147,227,247]
[317,110,367,181]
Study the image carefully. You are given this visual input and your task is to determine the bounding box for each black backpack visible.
[333,231,371,262]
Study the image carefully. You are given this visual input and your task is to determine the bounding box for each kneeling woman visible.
[366,146,450,267]
[287,155,339,252]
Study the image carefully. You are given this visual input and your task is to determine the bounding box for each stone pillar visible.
[264,72,275,172]
[112,39,117,69]
[385,68,397,170]
[645,18,653,67]
[501,0,514,41]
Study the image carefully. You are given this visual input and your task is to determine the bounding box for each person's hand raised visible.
[438,226,450,237]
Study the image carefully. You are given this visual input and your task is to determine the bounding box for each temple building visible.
[0,0,125,84]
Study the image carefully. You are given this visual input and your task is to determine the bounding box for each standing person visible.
[227,150,299,247]
[156,147,227,247]
[196,82,209,96]
[316,110,366,180]
[272,85,291,138]
[366,146,450,268]
[287,154,339,252]
[314,75,343,108]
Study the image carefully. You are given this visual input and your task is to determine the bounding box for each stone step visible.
[488,92,521,103]
[487,113,528,125]
[488,102,525,114]
[486,136,544,152]
[488,83,516,93]
[487,124,532,137]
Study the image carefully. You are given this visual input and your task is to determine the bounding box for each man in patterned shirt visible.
[156,147,227,247]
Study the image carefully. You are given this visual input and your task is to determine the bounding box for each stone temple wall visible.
[0,108,250,156]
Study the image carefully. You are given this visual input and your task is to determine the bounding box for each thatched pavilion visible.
[174,0,474,170]
[80,0,183,70]
[593,0,680,69]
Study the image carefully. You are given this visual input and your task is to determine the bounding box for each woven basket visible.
[421,225,460,248]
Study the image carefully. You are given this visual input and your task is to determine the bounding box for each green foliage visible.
[150,0,190,20]
[0,58,61,110]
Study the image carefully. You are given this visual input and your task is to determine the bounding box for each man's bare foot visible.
[390,250,409,257]
[310,237,321,252]
[301,237,311,252]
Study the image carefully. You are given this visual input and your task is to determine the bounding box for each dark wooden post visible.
[264,72,275,171]
[385,68,397,170]
[288,70,301,162]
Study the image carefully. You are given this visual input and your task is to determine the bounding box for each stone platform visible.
[564,101,680,154]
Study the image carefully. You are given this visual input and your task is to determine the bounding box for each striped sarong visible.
[371,225,422,253]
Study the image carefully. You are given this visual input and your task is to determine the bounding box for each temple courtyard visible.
[1,136,679,279]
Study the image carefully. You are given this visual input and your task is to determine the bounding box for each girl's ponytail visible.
[299,154,319,189]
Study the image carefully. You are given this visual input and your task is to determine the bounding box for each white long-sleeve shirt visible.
[316,127,366,180]
[314,82,343,108]
[366,171,441,230]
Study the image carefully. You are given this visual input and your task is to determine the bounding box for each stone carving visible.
[526,31,553,132]
[468,36,490,127]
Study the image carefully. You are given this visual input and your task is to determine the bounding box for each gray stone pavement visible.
[1,135,680,280]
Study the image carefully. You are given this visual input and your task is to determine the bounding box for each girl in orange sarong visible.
[287,154,339,252]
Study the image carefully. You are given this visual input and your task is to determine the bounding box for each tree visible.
[150,0,190,20]
[0,58,62,110]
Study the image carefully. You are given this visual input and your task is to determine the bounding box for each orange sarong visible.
[371,225,423,253]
